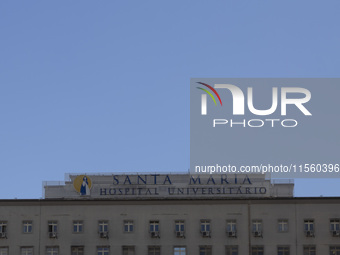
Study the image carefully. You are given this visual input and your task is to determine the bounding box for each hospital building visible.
[0,173,340,255]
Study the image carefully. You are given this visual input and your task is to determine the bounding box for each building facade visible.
[0,173,339,255]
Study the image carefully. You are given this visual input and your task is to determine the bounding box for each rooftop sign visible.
[44,173,293,199]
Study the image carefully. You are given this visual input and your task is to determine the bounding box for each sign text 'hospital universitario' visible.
[99,174,267,196]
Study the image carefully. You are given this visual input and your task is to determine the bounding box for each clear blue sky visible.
[0,1,339,198]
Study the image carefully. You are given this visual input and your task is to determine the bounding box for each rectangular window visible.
[330,219,340,231]
[199,246,212,255]
[252,220,262,232]
[303,246,316,255]
[71,246,84,255]
[174,247,186,255]
[122,246,135,255]
[251,246,264,255]
[278,219,289,232]
[23,221,33,234]
[278,246,290,255]
[0,248,8,255]
[99,221,109,233]
[21,247,33,255]
[150,221,159,232]
[304,219,314,231]
[97,247,109,255]
[148,246,160,255]
[73,221,83,233]
[46,247,58,255]
[226,246,238,255]
[330,246,340,255]
[48,221,58,233]
[226,220,237,232]
[200,220,211,232]
[124,220,134,233]
[175,220,185,232]
[0,222,7,233]
[0,222,7,239]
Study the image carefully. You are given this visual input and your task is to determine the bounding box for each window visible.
[48,221,58,233]
[150,221,160,237]
[0,248,8,255]
[150,221,159,232]
[21,247,33,255]
[148,246,160,255]
[124,220,134,233]
[278,219,288,232]
[303,246,316,255]
[200,246,212,255]
[330,246,340,255]
[226,220,237,232]
[175,220,185,232]
[23,221,33,233]
[251,246,264,255]
[122,246,135,255]
[71,246,84,255]
[99,221,108,233]
[0,222,7,233]
[226,246,238,255]
[278,246,290,255]
[73,221,83,233]
[46,247,58,255]
[304,220,314,237]
[252,220,262,232]
[97,247,109,255]
[252,220,262,237]
[175,220,185,237]
[304,219,314,231]
[200,220,211,237]
[201,220,211,232]
[0,222,7,238]
[174,247,186,255]
[330,219,340,231]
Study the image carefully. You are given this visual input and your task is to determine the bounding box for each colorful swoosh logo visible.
[196,82,223,106]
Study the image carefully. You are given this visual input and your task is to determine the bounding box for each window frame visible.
[72,220,84,234]
[277,245,290,255]
[148,246,160,255]
[252,219,263,232]
[330,218,340,231]
[98,220,109,233]
[71,246,84,255]
[226,220,237,232]
[149,220,160,233]
[304,219,315,232]
[23,221,33,234]
[330,246,340,254]
[122,246,135,255]
[173,246,186,255]
[200,219,211,232]
[278,219,289,233]
[0,247,8,255]
[199,245,212,255]
[175,220,185,232]
[47,221,58,234]
[303,245,316,255]
[0,222,7,234]
[251,245,264,255]
[123,220,134,233]
[225,245,238,255]
[21,247,33,255]
[97,246,110,255]
[46,246,59,255]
